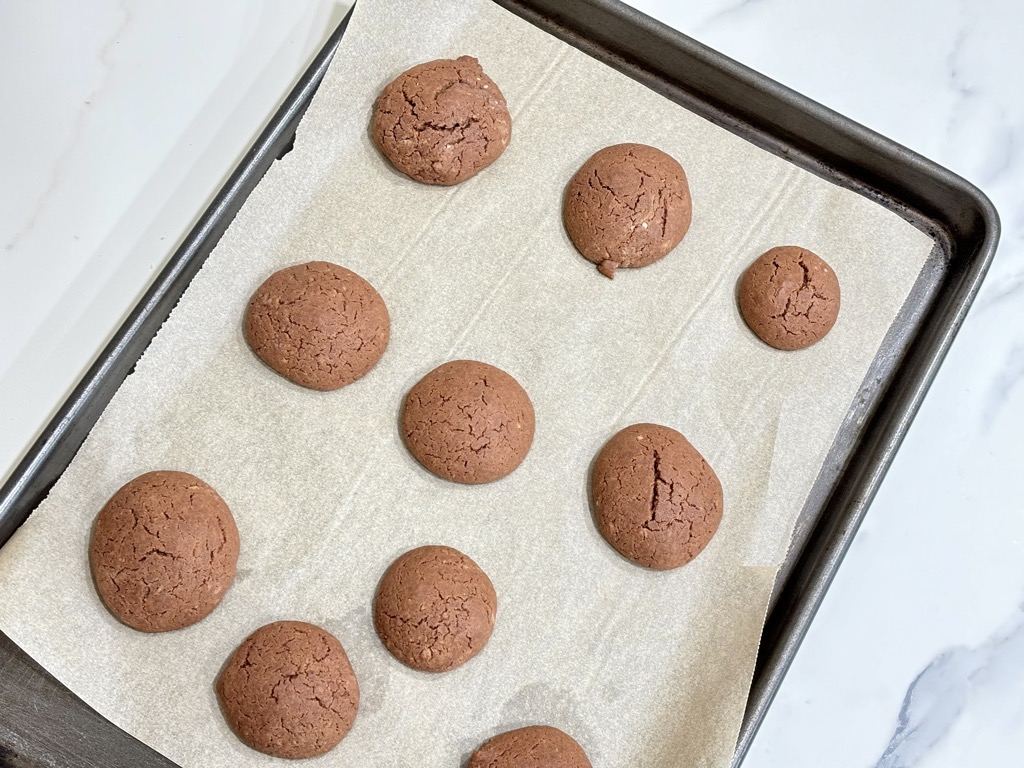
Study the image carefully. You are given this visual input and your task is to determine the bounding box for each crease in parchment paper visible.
[0,0,933,766]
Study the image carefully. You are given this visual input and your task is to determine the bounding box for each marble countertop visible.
[1,0,1021,764]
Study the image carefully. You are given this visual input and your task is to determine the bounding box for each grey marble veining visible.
[876,601,1020,765]
[877,601,1024,766]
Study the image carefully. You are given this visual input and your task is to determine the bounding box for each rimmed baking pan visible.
[0,1,998,766]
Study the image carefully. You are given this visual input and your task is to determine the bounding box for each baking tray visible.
[0,1,999,766]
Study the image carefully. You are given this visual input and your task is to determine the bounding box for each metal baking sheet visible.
[0,1,998,766]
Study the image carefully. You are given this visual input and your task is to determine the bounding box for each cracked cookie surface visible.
[244,261,390,391]
[563,143,692,278]
[371,56,511,185]
[738,245,840,350]
[401,359,534,484]
[216,620,359,759]
[89,470,239,632]
[591,424,722,570]
[373,545,497,673]
[469,725,592,768]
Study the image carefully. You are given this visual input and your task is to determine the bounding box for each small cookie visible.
[371,56,512,185]
[738,245,840,350]
[374,545,497,672]
[402,360,535,484]
[89,470,239,632]
[564,143,692,278]
[216,621,359,759]
[244,261,390,391]
[469,726,592,768]
[592,424,722,570]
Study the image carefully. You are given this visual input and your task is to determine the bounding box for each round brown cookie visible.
[469,726,592,768]
[401,360,535,484]
[563,143,692,279]
[591,424,722,570]
[371,56,512,185]
[738,246,840,350]
[373,545,497,672]
[216,621,359,759]
[244,261,390,391]
[89,470,239,632]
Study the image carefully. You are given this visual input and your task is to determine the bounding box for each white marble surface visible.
[1,0,1021,764]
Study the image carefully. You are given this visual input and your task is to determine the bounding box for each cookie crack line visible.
[774,258,831,327]
[648,449,663,523]
[377,606,453,636]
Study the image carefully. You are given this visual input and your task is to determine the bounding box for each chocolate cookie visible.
[563,143,692,279]
[89,470,239,632]
[738,245,841,350]
[216,621,359,759]
[244,261,390,390]
[469,726,592,768]
[591,424,722,570]
[371,56,512,185]
[373,545,497,672]
[401,360,535,484]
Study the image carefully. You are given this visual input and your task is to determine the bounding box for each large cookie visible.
[469,726,592,768]
[591,424,722,570]
[244,261,390,391]
[216,621,360,759]
[563,143,692,278]
[374,545,497,672]
[401,360,535,484]
[371,56,511,185]
[89,470,239,632]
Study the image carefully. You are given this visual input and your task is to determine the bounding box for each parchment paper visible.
[0,0,933,765]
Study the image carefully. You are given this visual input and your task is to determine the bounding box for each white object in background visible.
[0,0,348,478]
